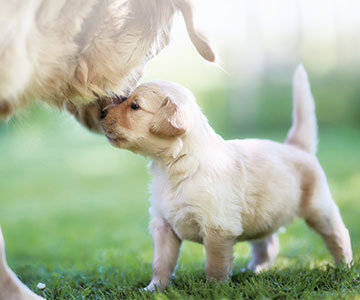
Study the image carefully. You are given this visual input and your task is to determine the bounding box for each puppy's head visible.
[101,81,194,156]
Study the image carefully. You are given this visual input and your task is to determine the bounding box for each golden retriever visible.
[102,65,353,291]
[0,0,214,130]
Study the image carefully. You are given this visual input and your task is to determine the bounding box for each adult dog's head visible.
[69,0,215,100]
[0,0,215,129]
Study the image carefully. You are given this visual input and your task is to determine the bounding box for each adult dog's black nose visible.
[100,109,107,120]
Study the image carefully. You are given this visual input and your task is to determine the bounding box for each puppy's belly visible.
[237,210,296,242]
[236,228,278,242]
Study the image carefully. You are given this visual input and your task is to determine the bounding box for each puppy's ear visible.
[176,0,216,62]
[149,96,188,137]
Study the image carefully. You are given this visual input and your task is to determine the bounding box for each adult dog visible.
[0,1,215,299]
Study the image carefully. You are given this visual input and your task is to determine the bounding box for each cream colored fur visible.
[0,1,215,298]
[0,0,215,125]
[0,227,44,300]
[102,65,353,291]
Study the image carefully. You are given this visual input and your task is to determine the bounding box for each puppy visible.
[101,65,353,291]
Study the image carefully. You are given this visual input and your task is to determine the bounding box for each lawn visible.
[0,105,359,299]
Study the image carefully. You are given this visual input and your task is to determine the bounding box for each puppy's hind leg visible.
[145,217,182,292]
[303,187,353,266]
[247,233,279,273]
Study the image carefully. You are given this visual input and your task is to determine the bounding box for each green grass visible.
[0,106,360,299]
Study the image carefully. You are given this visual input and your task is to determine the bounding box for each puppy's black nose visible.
[115,95,128,104]
[100,109,107,120]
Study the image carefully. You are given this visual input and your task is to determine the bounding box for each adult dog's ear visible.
[150,96,188,137]
[176,0,216,62]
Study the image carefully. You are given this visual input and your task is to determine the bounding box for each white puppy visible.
[102,65,353,291]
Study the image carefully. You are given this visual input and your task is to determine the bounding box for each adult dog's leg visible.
[247,233,279,273]
[204,234,234,281]
[0,227,45,300]
[145,218,181,292]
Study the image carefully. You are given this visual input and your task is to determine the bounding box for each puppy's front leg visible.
[145,217,181,292]
[204,234,234,282]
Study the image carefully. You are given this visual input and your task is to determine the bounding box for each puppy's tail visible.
[285,65,317,155]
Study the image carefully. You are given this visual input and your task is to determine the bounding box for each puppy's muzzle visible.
[100,95,127,120]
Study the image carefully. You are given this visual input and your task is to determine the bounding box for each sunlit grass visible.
[0,104,359,299]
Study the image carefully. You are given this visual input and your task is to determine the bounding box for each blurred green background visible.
[0,0,360,298]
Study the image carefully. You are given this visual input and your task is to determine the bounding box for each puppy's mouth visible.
[105,134,126,144]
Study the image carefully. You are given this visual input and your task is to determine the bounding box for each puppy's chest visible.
[150,160,204,242]
[151,184,203,243]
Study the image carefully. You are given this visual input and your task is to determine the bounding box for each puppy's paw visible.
[247,262,270,274]
[142,285,155,292]
[143,281,166,292]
